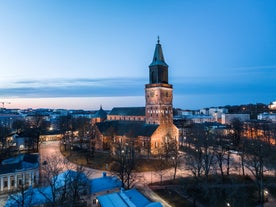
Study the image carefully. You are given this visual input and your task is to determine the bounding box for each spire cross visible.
[157,36,160,44]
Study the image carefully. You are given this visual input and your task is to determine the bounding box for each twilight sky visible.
[0,0,275,110]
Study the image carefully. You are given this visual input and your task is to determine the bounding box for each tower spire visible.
[149,36,168,67]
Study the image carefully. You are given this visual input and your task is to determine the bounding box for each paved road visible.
[39,141,103,179]
[39,141,276,207]
[39,141,171,207]
[39,141,172,207]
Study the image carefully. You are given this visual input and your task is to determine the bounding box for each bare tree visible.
[12,119,27,133]
[86,125,97,164]
[26,112,50,152]
[0,125,11,159]
[60,166,90,207]
[202,131,214,179]
[244,139,269,206]
[71,117,90,150]
[184,124,205,179]
[239,138,246,176]
[5,183,34,207]
[230,118,243,147]
[39,155,67,206]
[154,154,168,184]
[111,141,136,189]
[213,134,228,177]
[170,140,182,180]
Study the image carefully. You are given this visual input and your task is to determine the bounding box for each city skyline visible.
[0,0,275,110]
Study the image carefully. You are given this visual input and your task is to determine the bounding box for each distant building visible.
[93,39,178,156]
[269,101,276,110]
[221,113,250,125]
[199,107,228,122]
[243,120,276,145]
[0,154,39,194]
[258,112,276,123]
[0,112,23,128]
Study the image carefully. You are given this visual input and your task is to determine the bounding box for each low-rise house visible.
[0,154,39,194]
[5,170,90,207]
[90,172,122,206]
[5,171,160,207]
[5,130,39,151]
[97,188,162,207]
[5,171,121,207]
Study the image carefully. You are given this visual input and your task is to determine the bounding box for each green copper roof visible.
[149,38,168,67]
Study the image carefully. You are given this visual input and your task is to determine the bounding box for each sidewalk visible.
[134,182,172,207]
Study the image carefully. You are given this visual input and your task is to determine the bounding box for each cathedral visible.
[92,39,179,156]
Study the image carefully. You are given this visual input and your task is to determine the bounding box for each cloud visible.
[0,77,145,98]
[1,74,275,103]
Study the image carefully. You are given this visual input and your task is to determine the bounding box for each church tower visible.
[145,38,173,125]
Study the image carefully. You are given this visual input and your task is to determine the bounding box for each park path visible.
[40,141,173,207]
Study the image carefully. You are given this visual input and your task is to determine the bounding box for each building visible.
[221,113,250,125]
[145,38,173,125]
[94,39,178,155]
[91,106,108,124]
[0,154,39,194]
[257,112,276,123]
[0,111,23,128]
[269,101,276,110]
[5,129,39,151]
[5,171,122,207]
[97,188,162,207]
[107,107,145,122]
[90,172,122,206]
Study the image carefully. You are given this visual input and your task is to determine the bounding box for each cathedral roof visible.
[96,121,158,137]
[94,106,107,118]
[109,107,145,116]
[149,37,168,67]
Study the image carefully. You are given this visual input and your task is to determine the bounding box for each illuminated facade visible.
[94,39,178,155]
[145,38,173,125]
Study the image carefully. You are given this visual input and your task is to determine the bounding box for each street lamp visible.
[264,189,269,201]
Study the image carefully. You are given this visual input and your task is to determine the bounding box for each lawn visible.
[151,175,276,207]
[61,147,170,172]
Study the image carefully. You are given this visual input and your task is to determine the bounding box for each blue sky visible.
[0,0,275,110]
